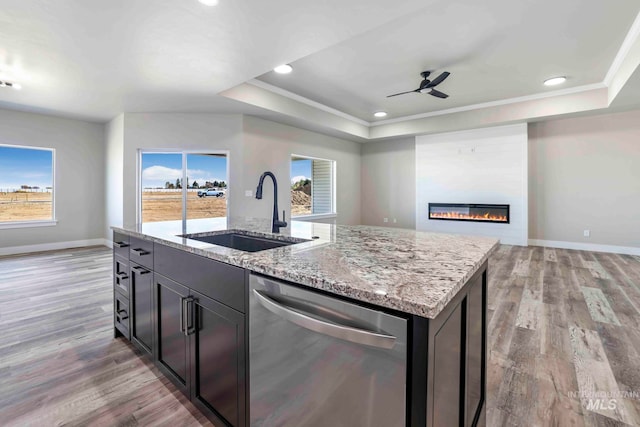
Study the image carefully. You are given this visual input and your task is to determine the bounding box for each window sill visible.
[291,213,337,221]
[0,220,58,230]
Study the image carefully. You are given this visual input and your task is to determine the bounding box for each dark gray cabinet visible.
[190,289,246,427]
[155,274,191,394]
[130,263,153,356]
[152,261,247,427]
[114,231,488,427]
[465,274,486,427]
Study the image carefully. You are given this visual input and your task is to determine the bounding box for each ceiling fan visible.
[387,71,450,98]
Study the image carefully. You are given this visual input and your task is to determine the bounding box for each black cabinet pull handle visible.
[131,248,150,256]
[186,297,196,336]
[131,266,150,275]
[180,297,187,335]
[114,241,129,248]
[116,271,128,278]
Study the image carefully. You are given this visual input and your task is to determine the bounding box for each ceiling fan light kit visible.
[387,70,450,98]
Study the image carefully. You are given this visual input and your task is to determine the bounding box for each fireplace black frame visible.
[428,203,510,224]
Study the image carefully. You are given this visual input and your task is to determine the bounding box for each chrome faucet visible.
[256,171,287,233]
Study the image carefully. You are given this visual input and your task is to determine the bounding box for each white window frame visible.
[0,144,57,229]
[290,154,337,220]
[137,149,230,224]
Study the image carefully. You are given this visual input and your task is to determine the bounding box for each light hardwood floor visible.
[1,245,639,426]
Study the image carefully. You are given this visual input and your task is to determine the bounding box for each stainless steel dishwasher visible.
[249,274,407,427]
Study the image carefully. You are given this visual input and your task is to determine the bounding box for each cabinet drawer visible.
[114,292,130,339]
[114,256,130,297]
[129,237,154,269]
[113,232,130,259]
[154,244,246,313]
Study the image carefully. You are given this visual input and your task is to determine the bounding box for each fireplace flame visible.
[430,211,508,222]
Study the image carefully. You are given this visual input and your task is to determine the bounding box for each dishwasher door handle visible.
[253,289,397,349]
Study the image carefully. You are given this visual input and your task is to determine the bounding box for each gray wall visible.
[105,114,124,239]
[360,137,415,229]
[104,113,361,235]
[529,110,640,248]
[242,116,362,225]
[0,108,105,249]
[121,113,244,228]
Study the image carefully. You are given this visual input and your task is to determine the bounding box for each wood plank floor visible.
[488,245,640,426]
[1,245,639,426]
[0,247,212,427]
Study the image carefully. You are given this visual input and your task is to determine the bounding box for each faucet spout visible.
[256,171,288,233]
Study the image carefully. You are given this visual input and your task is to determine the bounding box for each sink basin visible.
[182,232,307,252]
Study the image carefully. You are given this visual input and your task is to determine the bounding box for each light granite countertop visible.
[112,217,499,318]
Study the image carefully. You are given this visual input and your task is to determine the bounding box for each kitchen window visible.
[0,144,55,228]
[139,151,228,224]
[290,155,336,218]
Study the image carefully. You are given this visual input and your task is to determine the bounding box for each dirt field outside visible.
[142,191,227,222]
[291,190,311,216]
[0,191,53,222]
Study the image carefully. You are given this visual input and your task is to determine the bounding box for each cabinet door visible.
[189,290,246,427]
[465,274,485,427]
[432,302,463,427]
[130,263,153,356]
[155,274,190,395]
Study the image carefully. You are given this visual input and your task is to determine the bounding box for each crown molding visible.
[242,13,640,136]
[370,83,607,127]
[604,10,640,86]
[247,79,370,126]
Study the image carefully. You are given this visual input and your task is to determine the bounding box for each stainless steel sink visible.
[182,232,308,252]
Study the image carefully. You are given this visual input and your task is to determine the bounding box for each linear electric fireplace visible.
[428,203,510,224]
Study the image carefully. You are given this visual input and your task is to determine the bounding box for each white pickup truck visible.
[197,188,225,198]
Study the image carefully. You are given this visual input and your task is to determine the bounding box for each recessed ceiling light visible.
[544,76,566,86]
[274,64,293,74]
[374,111,387,118]
[198,0,219,6]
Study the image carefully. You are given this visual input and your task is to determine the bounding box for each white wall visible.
[105,114,124,239]
[415,124,528,245]
[360,137,416,229]
[529,110,640,251]
[0,108,105,252]
[242,116,361,225]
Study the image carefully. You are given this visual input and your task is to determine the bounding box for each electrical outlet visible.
[393,218,397,223]
[245,190,252,197]
[583,230,590,237]
[383,218,388,223]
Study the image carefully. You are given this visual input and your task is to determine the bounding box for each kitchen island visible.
[112,217,498,427]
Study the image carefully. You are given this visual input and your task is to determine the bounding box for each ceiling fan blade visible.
[429,89,448,98]
[425,71,450,88]
[386,89,418,98]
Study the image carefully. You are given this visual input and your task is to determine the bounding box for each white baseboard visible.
[0,238,109,257]
[528,239,640,256]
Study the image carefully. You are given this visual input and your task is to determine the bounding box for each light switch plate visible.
[245,190,253,197]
